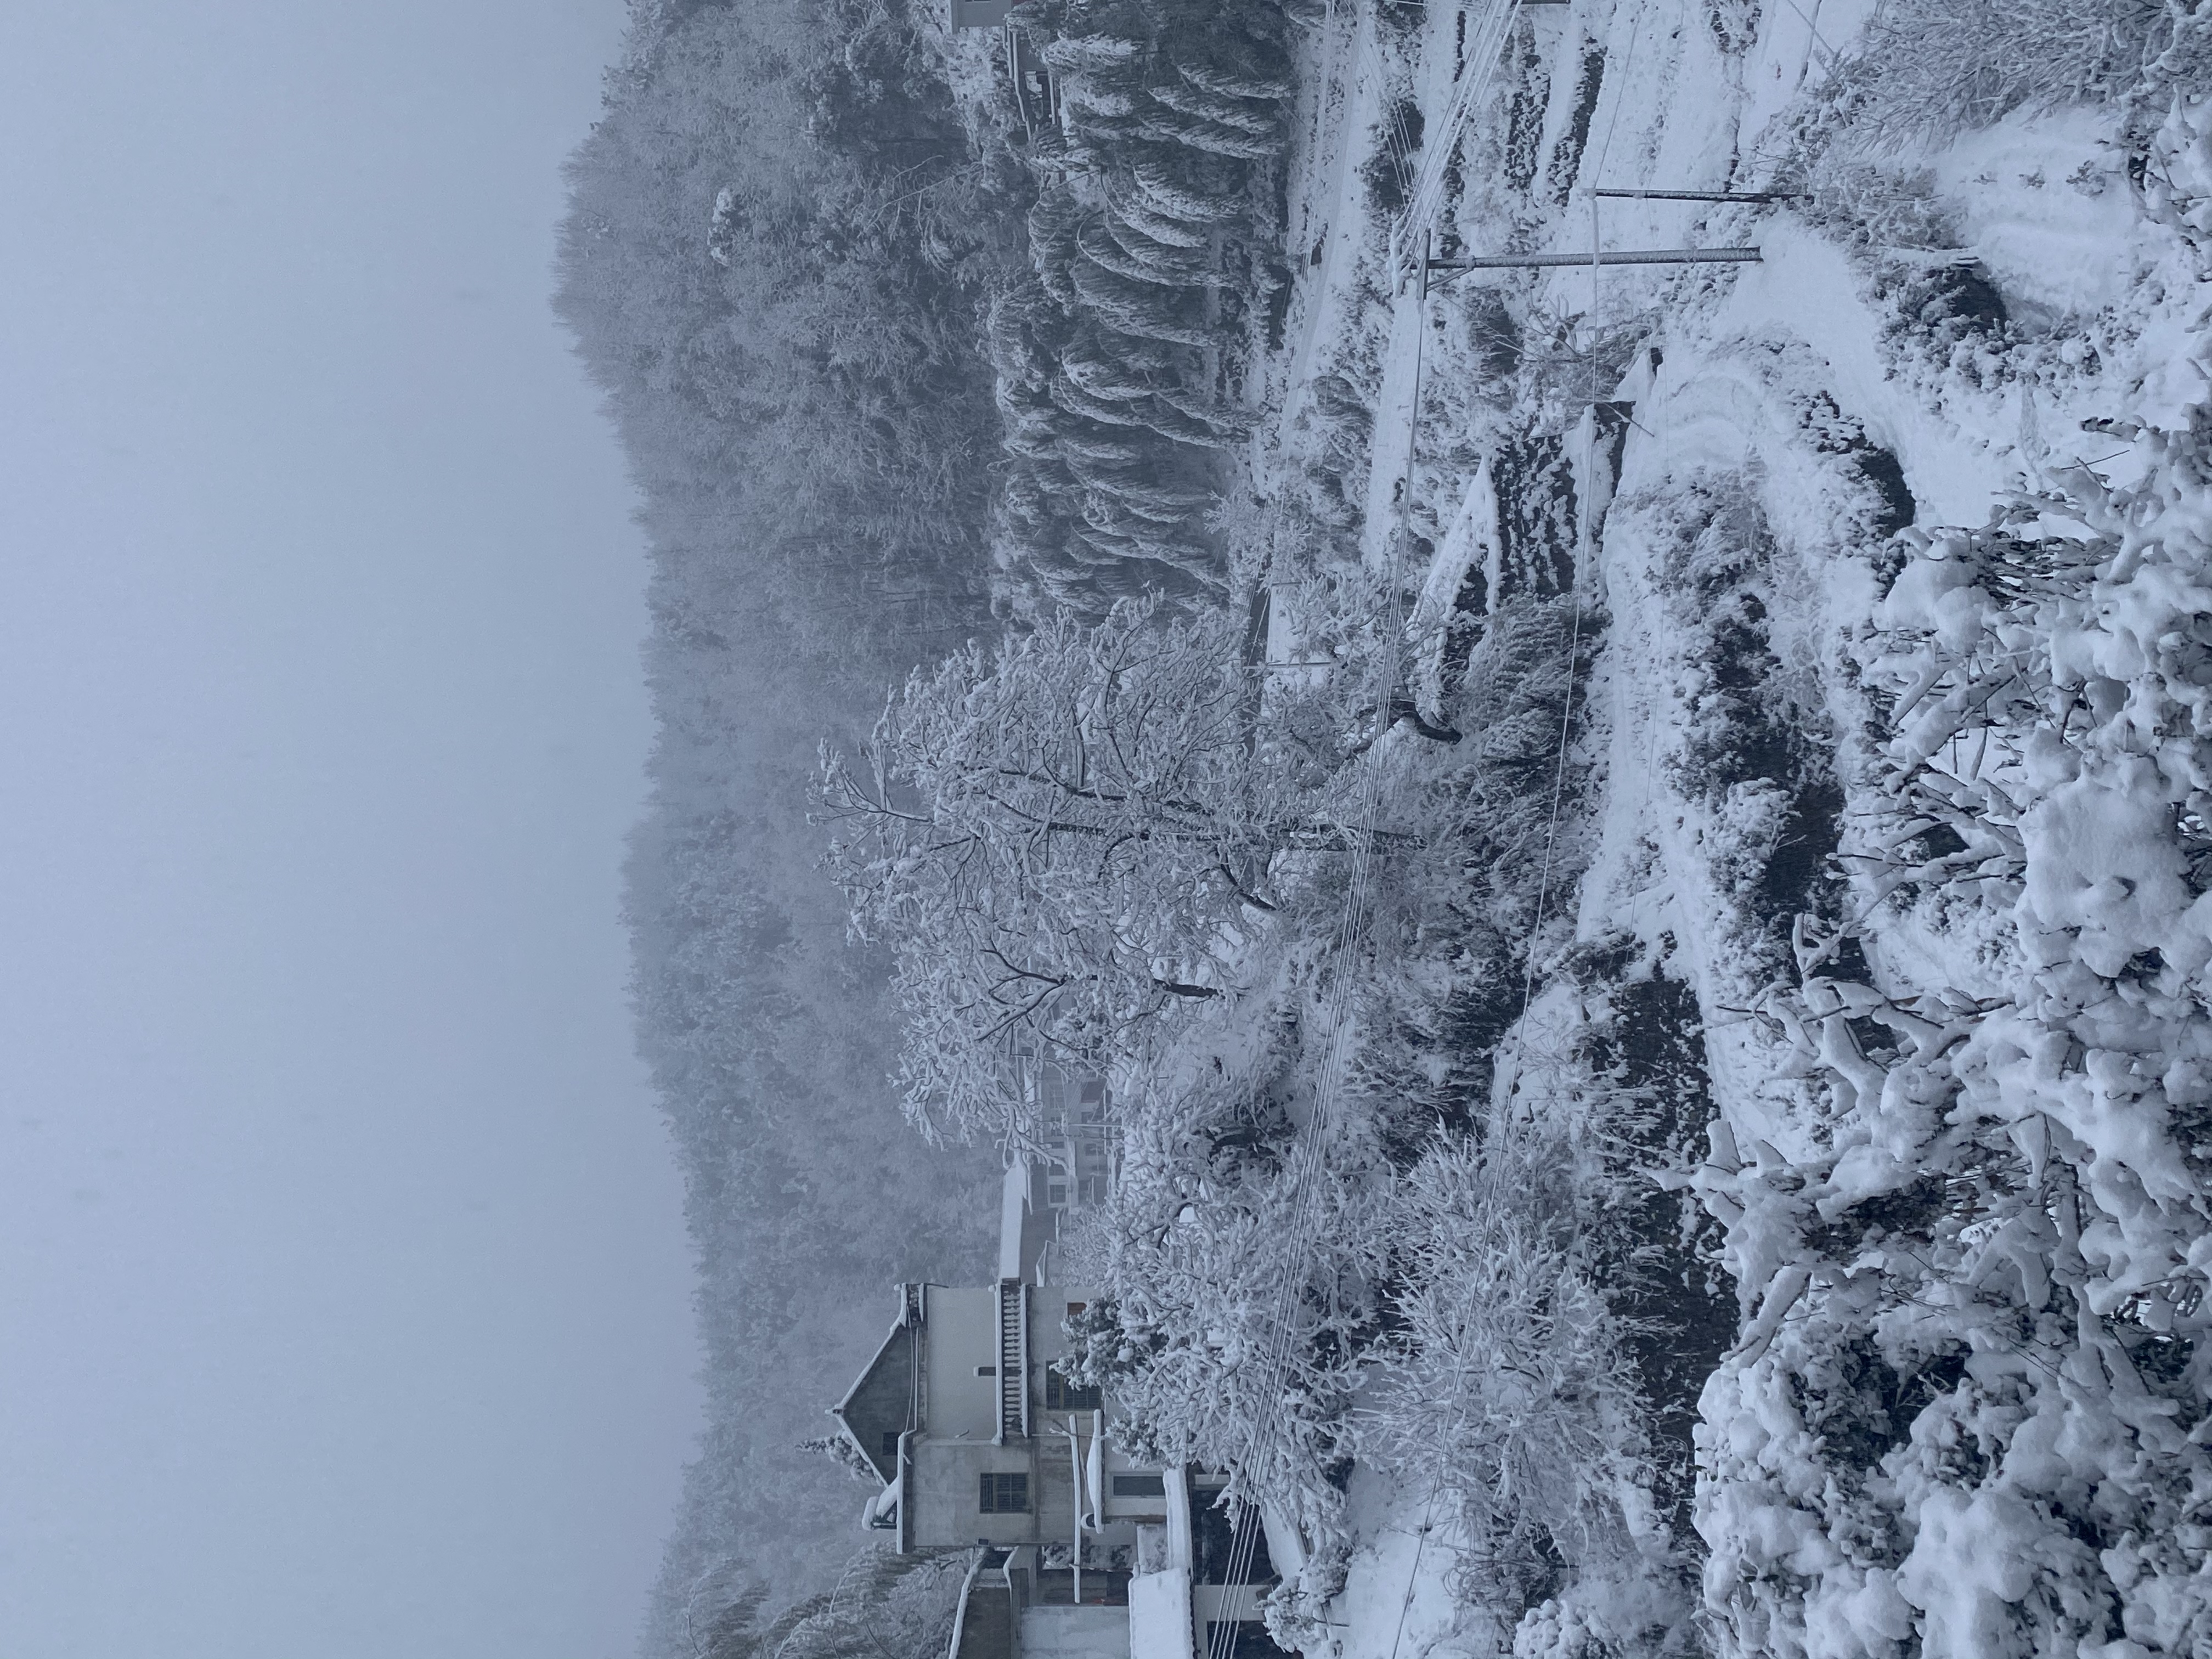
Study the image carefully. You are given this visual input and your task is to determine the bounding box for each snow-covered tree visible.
[819,599,1389,1143]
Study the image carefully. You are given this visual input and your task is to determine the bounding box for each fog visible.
[0,5,701,1657]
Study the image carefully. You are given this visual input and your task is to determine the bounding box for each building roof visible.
[999,1158,1060,1284]
[827,1284,922,1485]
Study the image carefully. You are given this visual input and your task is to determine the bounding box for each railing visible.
[994,1278,1028,1442]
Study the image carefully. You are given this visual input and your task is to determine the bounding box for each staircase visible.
[995,1278,1029,1442]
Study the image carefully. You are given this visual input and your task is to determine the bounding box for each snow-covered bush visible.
[1695,413,2212,1659]
[2139,92,2212,251]
[1358,1128,1662,1623]
[682,1547,970,1659]
[1571,944,1739,1534]
[1643,477,1853,984]
[1047,578,1611,1566]
[819,596,1364,1146]
[1827,0,2174,148]
[1060,994,1385,1555]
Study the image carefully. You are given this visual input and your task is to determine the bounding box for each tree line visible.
[554,0,1306,1639]
[986,0,1296,615]
[556,0,1015,1639]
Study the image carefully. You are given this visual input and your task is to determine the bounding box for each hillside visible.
[560,0,2212,1654]
[923,2,2212,1655]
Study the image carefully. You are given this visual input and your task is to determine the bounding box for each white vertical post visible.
[1068,1414,1084,1605]
[1583,190,1600,579]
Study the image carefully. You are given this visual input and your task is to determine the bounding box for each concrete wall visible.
[906,1435,1105,1549]
[1019,1605,1127,1659]
[906,1281,1172,1552]
[924,1286,997,1443]
[947,0,1014,31]
[1099,1460,1170,1523]
[1128,1571,1195,1659]
[911,1438,1038,1549]
[1027,1286,1096,1374]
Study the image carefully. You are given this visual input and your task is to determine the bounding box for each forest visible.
[556,0,1014,1629]
[555,0,1305,1639]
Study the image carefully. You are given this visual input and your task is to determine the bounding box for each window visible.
[979,1472,1029,1514]
[975,1365,998,1377]
[879,1430,901,1460]
[1193,1490,1276,1584]
[1065,1302,1087,1317]
[1205,1621,1295,1657]
[1045,1368,1103,1412]
[1111,1472,1166,1498]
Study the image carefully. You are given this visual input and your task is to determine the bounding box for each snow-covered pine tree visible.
[1142,105,1282,160]
[1067,254,1212,346]
[1148,78,1282,137]
[1078,216,1213,287]
[1131,155,1247,224]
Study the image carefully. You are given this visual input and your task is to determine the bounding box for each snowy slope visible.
[1244,2,2212,1656]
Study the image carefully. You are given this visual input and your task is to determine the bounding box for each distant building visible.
[827,1138,1294,1659]
[944,0,1057,137]
[1004,26,1057,135]
[947,0,1013,29]
[1029,1063,1112,1216]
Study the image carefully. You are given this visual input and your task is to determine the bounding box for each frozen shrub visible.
[1697,414,2212,1659]
[1358,1130,1667,1623]
[683,1548,970,1659]
[1829,0,2172,148]
[1062,1015,1386,1555]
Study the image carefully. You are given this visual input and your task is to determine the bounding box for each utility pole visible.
[1593,188,1805,202]
[1418,239,1760,294]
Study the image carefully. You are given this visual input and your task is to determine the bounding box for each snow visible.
[1328,1470,1479,1659]
[1245,0,2212,1652]
[1130,1568,1198,1659]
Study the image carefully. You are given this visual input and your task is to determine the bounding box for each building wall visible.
[923,1286,997,1443]
[911,1438,1040,1548]
[947,0,1014,28]
[1027,1286,1093,1374]
[907,1280,1170,1550]
[1035,1075,1113,1211]
[909,1429,1115,1548]
[1019,1606,1127,1659]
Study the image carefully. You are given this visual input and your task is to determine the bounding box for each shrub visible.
[1827,0,2173,147]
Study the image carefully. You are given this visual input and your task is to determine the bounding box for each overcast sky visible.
[0,5,702,1657]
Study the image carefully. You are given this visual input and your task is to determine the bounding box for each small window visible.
[880,1430,901,1459]
[1065,1301,1087,1317]
[1047,1182,1067,1206]
[1205,1620,1291,1657]
[975,1365,997,1377]
[979,1472,1029,1514]
[1045,1368,1103,1412]
[1112,1472,1166,1498]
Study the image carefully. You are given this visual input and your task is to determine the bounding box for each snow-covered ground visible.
[1246,2,2212,1655]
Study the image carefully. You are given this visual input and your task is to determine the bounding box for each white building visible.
[827,1152,1293,1659]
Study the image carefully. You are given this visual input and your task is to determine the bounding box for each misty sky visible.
[0,5,702,1657]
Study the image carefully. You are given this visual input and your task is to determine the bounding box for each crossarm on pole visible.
[1429,246,1762,269]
